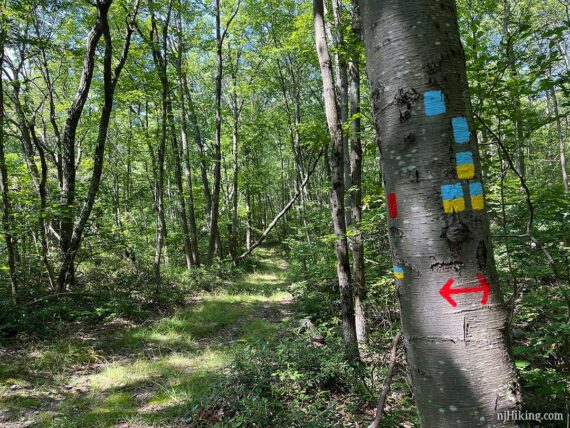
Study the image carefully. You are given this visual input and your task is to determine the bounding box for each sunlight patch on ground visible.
[88,348,229,391]
[0,249,291,427]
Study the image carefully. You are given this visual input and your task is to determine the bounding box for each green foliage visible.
[194,330,367,427]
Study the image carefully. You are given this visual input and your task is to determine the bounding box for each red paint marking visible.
[439,274,490,307]
[388,193,398,218]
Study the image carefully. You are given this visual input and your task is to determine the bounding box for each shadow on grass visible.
[0,248,291,427]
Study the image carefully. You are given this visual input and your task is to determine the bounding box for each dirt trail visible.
[0,248,291,427]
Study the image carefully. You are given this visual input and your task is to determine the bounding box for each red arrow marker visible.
[439,274,490,307]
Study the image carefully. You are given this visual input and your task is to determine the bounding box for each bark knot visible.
[394,88,420,123]
[441,215,470,244]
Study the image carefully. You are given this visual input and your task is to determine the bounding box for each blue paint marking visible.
[469,182,483,196]
[456,151,474,165]
[441,183,463,200]
[393,266,404,274]
[424,90,446,116]
[452,116,470,144]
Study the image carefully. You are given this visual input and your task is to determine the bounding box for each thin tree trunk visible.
[550,86,568,192]
[30,127,57,290]
[314,0,359,358]
[349,0,366,346]
[58,1,108,290]
[176,17,200,266]
[331,0,352,227]
[208,0,224,265]
[360,0,521,424]
[0,27,17,299]
[503,0,526,178]
[146,2,172,283]
[150,4,194,272]
[180,72,212,219]
[237,154,321,262]
[58,0,139,291]
[230,110,239,263]
[245,184,252,250]
[207,0,240,264]
[9,67,57,291]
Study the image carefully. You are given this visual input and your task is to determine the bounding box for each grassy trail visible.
[0,248,292,427]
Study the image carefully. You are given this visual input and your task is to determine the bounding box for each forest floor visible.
[0,248,294,427]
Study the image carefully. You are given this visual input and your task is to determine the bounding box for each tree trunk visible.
[176,19,200,266]
[150,10,194,272]
[9,68,57,291]
[360,0,522,425]
[313,0,359,358]
[58,0,139,291]
[245,184,252,250]
[207,0,224,265]
[549,86,568,193]
[180,72,212,220]
[58,2,109,290]
[331,0,352,228]
[0,29,18,299]
[230,110,239,263]
[349,0,366,346]
[503,0,526,179]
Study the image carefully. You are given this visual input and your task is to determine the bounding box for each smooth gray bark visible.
[360,1,522,425]
[314,0,359,357]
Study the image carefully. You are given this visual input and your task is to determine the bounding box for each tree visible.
[175,8,200,266]
[207,0,241,265]
[0,10,17,299]
[359,0,522,424]
[58,0,139,291]
[348,0,367,346]
[313,0,358,357]
[146,0,196,275]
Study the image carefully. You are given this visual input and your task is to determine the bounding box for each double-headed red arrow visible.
[439,274,490,307]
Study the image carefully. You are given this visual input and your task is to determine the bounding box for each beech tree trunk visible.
[360,1,522,425]
[313,0,359,357]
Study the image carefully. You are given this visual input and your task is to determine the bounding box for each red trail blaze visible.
[387,193,398,218]
[439,274,490,307]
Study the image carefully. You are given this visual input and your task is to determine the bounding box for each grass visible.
[0,248,292,427]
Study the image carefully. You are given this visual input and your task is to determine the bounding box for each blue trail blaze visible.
[441,183,463,200]
[452,116,470,144]
[456,151,474,165]
[424,90,446,116]
[469,182,483,196]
